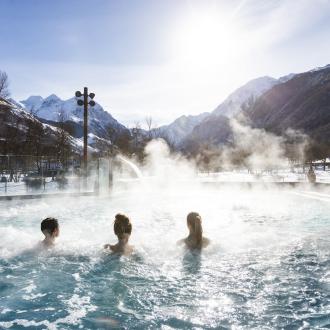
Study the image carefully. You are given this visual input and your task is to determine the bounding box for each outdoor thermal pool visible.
[0,186,329,329]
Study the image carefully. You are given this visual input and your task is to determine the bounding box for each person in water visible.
[307,165,316,183]
[104,213,133,255]
[178,212,210,249]
[41,217,59,247]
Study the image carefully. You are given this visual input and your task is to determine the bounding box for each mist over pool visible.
[2,0,330,328]
[0,176,329,329]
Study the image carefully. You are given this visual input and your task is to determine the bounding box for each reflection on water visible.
[182,249,202,274]
[0,187,329,329]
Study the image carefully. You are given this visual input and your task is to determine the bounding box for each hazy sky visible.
[1,0,330,127]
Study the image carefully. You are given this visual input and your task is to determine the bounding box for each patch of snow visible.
[212,76,278,118]
[278,73,296,83]
[309,63,330,73]
[20,95,44,111]
[156,112,209,146]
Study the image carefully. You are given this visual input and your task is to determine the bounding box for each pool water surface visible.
[0,186,329,329]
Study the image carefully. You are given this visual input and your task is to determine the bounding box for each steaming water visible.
[117,155,143,179]
[0,186,329,329]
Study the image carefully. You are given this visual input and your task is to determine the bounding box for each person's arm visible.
[104,244,117,252]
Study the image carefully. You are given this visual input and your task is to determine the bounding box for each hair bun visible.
[114,213,132,238]
[123,218,130,226]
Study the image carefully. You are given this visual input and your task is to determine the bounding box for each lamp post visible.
[75,87,95,186]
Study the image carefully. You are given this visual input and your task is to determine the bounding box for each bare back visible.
[105,243,133,255]
[179,236,210,250]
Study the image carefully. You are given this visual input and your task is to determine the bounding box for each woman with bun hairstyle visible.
[178,212,210,249]
[104,213,133,255]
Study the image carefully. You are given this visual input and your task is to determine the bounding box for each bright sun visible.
[172,10,243,69]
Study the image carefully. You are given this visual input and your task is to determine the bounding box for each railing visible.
[0,156,115,197]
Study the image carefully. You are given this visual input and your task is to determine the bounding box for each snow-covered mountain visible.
[155,112,209,146]
[156,76,281,146]
[308,63,330,73]
[20,95,44,111]
[20,94,128,140]
[246,64,330,143]
[14,74,296,150]
[278,73,296,83]
[181,64,330,154]
[212,76,279,118]
[0,97,90,155]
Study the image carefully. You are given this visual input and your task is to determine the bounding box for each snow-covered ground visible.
[198,168,330,183]
[0,176,95,196]
[1,168,330,196]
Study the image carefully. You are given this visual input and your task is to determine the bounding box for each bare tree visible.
[132,121,141,151]
[25,117,45,172]
[29,105,40,117]
[55,109,72,164]
[116,130,132,154]
[0,110,22,155]
[103,124,119,156]
[145,116,153,139]
[152,126,162,139]
[0,70,10,98]
[134,121,141,130]
[105,125,116,142]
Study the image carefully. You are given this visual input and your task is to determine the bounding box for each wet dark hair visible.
[41,217,59,235]
[187,212,202,246]
[114,214,132,239]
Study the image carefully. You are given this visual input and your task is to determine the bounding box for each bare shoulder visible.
[116,245,134,256]
[104,244,116,251]
[202,237,210,247]
[110,245,117,252]
[124,245,134,255]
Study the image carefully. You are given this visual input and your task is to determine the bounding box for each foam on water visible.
[0,184,329,329]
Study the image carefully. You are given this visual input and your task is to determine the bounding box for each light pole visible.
[75,87,95,186]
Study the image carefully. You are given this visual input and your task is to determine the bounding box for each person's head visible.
[41,217,59,238]
[114,214,132,241]
[187,212,202,244]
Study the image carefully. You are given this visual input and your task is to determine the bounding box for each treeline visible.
[186,136,330,173]
[0,101,73,163]
[93,124,157,161]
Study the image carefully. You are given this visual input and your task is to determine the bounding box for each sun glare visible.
[172,10,244,70]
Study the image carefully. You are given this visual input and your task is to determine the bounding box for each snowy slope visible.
[212,76,279,118]
[20,94,128,140]
[155,76,280,146]
[181,64,330,153]
[156,112,209,146]
[1,98,92,153]
[20,95,44,111]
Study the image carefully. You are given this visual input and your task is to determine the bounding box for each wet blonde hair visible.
[187,212,202,246]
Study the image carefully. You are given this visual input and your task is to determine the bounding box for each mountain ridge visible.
[181,64,330,157]
[10,63,330,157]
[20,94,129,142]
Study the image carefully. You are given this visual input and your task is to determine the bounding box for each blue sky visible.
[1,0,330,126]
